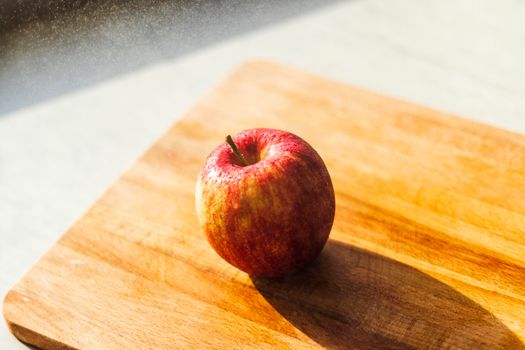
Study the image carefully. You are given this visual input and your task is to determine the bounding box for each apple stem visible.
[226,135,248,166]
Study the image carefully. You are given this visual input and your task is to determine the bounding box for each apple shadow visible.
[251,240,524,349]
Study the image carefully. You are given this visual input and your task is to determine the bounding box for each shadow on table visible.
[252,240,524,349]
[0,0,343,115]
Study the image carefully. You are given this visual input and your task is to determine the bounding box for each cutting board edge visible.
[234,60,525,142]
[3,303,77,350]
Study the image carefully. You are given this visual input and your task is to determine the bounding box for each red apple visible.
[195,128,335,276]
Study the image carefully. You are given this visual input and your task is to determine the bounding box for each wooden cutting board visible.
[4,61,525,350]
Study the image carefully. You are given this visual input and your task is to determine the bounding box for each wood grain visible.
[3,61,525,349]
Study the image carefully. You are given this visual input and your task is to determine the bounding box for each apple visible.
[195,128,335,276]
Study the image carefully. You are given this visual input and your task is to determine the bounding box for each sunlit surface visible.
[1,1,525,348]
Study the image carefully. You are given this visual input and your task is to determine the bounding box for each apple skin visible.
[195,128,335,277]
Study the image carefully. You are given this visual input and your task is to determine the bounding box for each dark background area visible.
[0,0,341,115]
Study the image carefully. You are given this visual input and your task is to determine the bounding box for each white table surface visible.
[1,0,525,348]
